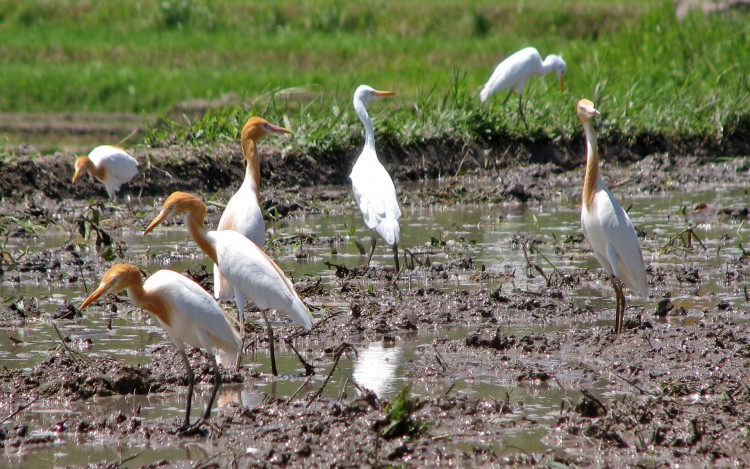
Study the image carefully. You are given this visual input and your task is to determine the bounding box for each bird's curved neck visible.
[86,159,105,180]
[184,210,219,265]
[241,139,261,198]
[355,100,377,152]
[540,56,558,75]
[123,274,172,326]
[582,120,600,212]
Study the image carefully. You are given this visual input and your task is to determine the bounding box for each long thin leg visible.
[177,347,194,430]
[234,291,246,371]
[202,353,222,420]
[262,310,277,376]
[518,94,529,131]
[502,90,513,105]
[366,236,377,266]
[392,243,400,272]
[611,276,626,334]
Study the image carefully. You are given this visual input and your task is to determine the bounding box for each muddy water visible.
[1,181,747,466]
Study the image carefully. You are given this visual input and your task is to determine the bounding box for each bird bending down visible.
[214,117,292,322]
[79,264,241,431]
[479,47,567,129]
[349,85,402,271]
[72,145,139,199]
[577,99,649,334]
[144,191,314,375]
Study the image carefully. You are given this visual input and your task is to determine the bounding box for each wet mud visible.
[0,139,748,467]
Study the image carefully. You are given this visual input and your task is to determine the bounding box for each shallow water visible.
[1,180,747,466]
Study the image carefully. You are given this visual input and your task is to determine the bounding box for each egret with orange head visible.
[80,264,241,431]
[577,98,649,334]
[72,145,139,199]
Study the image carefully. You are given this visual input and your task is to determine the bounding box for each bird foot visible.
[176,418,209,437]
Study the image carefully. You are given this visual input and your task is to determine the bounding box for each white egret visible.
[80,264,241,431]
[72,145,139,199]
[479,47,567,128]
[214,117,292,313]
[350,85,401,271]
[144,191,314,375]
[577,98,649,334]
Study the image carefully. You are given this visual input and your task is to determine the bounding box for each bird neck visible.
[86,159,105,180]
[242,139,261,198]
[122,272,172,327]
[540,56,558,76]
[355,99,377,151]
[582,120,601,213]
[184,209,219,265]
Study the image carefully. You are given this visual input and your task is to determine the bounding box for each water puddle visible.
[1,180,747,465]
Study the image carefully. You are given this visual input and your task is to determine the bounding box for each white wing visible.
[144,270,241,355]
[582,188,649,298]
[480,47,541,102]
[350,147,402,246]
[209,229,313,330]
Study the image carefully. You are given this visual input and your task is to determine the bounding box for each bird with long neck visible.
[578,98,649,334]
[349,84,402,271]
[72,145,139,199]
[214,117,292,312]
[144,191,314,375]
[480,47,567,129]
[80,264,241,432]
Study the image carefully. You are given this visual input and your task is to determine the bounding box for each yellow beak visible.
[144,210,169,234]
[80,282,112,310]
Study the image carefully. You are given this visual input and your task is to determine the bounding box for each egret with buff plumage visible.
[577,99,649,334]
[72,145,139,199]
[80,264,241,432]
[144,191,314,375]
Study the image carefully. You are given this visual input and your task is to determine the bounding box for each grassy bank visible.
[0,0,748,149]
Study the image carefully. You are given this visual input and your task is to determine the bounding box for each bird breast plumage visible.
[143,270,241,355]
[208,229,313,330]
[350,149,402,240]
[581,188,649,298]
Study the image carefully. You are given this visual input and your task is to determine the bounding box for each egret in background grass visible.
[577,99,649,334]
[72,145,139,199]
[214,117,292,319]
[350,85,401,271]
[144,191,314,375]
[480,47,567,128]
[80,264,241,432]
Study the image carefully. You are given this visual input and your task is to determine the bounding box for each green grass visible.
[1,0,748,144]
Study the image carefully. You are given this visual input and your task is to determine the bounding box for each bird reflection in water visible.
[353,342,402,399]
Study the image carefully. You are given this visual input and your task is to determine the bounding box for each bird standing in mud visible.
[72,145,139,199]
[80,264,241,432]
[144,191,314,375]
[577,99,649,334]
[480,47,567,129]
[349,85,402,271]
[213,117,292,323]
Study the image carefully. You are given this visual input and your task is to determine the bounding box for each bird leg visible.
[392,243,400,273]
[502,90,513,106]
[262,310,278,376]
[611,276,626,334]
[366,236,377,266]
[203,353,222,420]
[177,348,195,431]
[518,94,530,131]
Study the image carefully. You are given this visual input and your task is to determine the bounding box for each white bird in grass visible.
[80,264,241,432]
[72,145,139,199]
[350,85,402,271]
[214,117,292,315]
[577,99,649,334]
[144,191,314,375]
[479,47,567,128]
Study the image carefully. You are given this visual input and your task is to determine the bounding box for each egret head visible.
[72,156,94,183]
[80,264,142,309]
[144,191,206,234]
[353,85,395,106]
[547,55,567,92]
[576,99,600,123]
[241,117,292,145]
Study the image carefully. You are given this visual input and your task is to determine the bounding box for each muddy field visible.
[0,137,749,467]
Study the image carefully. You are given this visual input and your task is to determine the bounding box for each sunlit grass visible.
[0,0,748,145]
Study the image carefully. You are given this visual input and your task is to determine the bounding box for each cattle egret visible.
[72,145,139,199]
